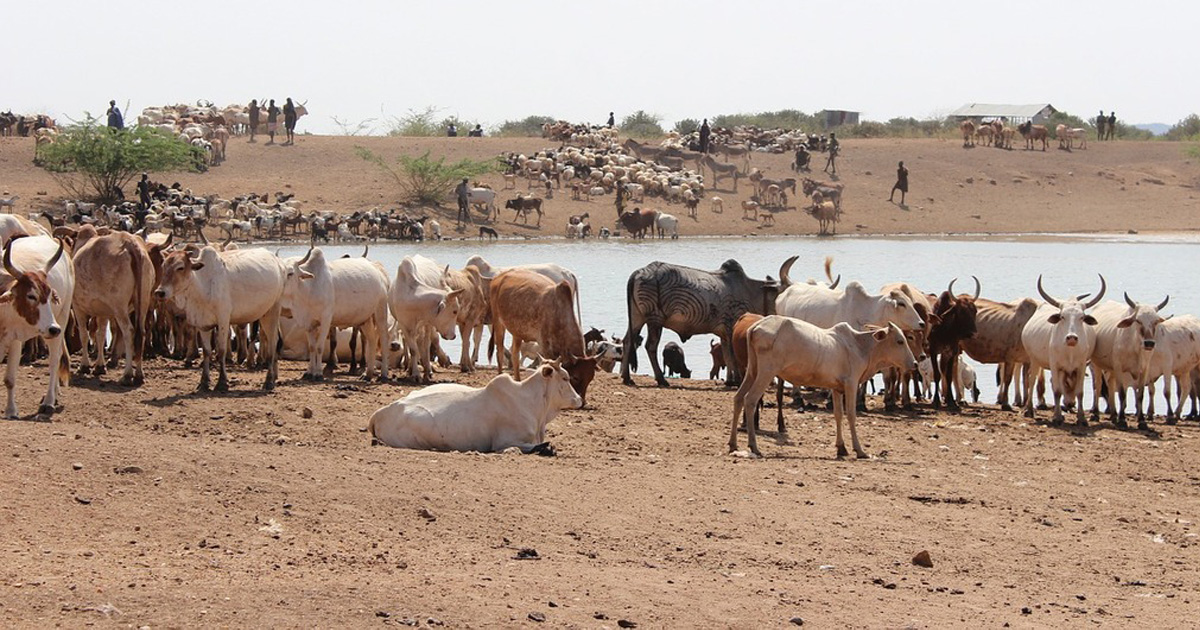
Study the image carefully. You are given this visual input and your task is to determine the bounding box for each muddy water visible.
[278,234,1200,411]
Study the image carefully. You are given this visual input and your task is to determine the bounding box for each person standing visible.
[698,118,711,154]
[136,173,152,228]
[106,100,124,130]
[447,123,458,137]
[283,97,297,145]
[455,178,471,226]
[266,99,279,145]
[1096,110,1106,141]
[823,132,839,175]
[248,99,261,142]
[890,161,909,204]
[606,112,615,128]
[1106,112,1117,140]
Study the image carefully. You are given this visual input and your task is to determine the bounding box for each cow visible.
[444,264,490,372]
[0,236,73,418]
[367,361,581,454]
[0,214,48,247]
[464,255,582,332]
[620,259,780,387]
[709,339,725,380]
[1144,315,1200,422]
[875,281,934,410]
[1018,121,1049,151]
[617,207,658,238]
[466,188,498,220]
[729,318,916,458]
[732,312,788,433]
[279,247,391,382]
[68,226,153,385]
[388,255,463,383]
[587,339,622,373]
[956,361,980,404]
[662,341,690,378]
[154,245,286,391]
[961,120,976,147]
[925,277,981,409]
[959,297,1041,410]
[488,268,598,404]
[1020,275,1106,425]
[1087,293,1170,429]
[775,256,926,332]
[505,196,544,226]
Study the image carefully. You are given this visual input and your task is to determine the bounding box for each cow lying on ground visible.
[367,361,581,454]
[729,317,916,458]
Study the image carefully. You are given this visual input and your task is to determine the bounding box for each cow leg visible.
[1172,371,1191,425]
[215,323,231,392]
[720,332,740,386]
[325,328,339,377]
[77,316,95,376]
[509,334,524,381]
[842,382,869,459]
[3,340,19,418]
[492,322,507,377]
[1134,380,1149,429]
[92,317,109,375]
[729,356,770,456]
[106,321,122,369]
[1022,364,1037,419]
[941,353,959,410]
[620,316,645,386]
[644,325,668,387]
[260,306,281,391]
[470,324,485,368]
[998,363,1014,411]
[458,322,475,372]
[197,327,214,392]
[115,312,137,386]
[1049,370,1065,425]
[832,390,851,459]
[303,319,323,381]
[930,352,943,408]
[775,378,787,434]
[40,336,66,415]
[1149,378,1161,421]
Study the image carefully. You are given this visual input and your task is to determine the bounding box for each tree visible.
[673,118,700,135]
[1166,114,1200,141]
[36,117,205,203]
[386,106,443,137]
[356,148,501,205]
[621,110,664,138]
[496,115,556,137]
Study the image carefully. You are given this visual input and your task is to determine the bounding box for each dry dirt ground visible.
[1,357,1199,628]
[2,134,1200,239]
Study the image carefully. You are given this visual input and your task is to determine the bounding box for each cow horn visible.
[1157,295,1170,311]
[1083,275,1107,309]
[2,242,19,277]
[1036,275,1061,308]
[298,246,313,265]
[828,274,840,290]
[44,238,65,272]
[361,243,369,258]
[163,233,173,248]
[972,275,981,300]
[948,278,957,295]
[198,228,209,246]
[1124,292,1137,309]
[220,228,232,250]
[779,255,798,289]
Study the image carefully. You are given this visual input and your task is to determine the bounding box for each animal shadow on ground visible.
[144,387,274,408]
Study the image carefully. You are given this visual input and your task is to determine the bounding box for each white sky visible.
[10,0,1195,134]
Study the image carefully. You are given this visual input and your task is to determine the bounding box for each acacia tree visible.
[356,147,500,205]
[37,117,205,203]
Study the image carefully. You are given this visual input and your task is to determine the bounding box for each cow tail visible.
[824,256,834,283]
[126,240,146,357]
[58,346,70,387]
[365,408,381,446]
[624,271,639,373]
[487,332,495,362]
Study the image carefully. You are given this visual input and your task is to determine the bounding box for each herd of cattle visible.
[959,119,1090,152]
[3,204,1190,460]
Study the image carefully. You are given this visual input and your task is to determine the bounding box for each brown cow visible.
[878,282,935,410]
[489,269,598,404]
[617,207,658,239]
[733,313,786,433]
[445,264,489,372]
[960,120,976,147]
[709,339,725,380]
[1018,121,1049,151]
[924,278,981,409]
[960,296,1041,410]
[65,226,154,385]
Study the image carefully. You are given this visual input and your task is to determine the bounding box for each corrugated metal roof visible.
[948,103,1055,118]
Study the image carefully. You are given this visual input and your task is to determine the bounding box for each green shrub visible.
[36,116,205,203]
[673,118,700,135]
[356,148,501,205]
[1166,114,1200,141]
[495,115,557,137]
[712,110,819,130]
[386,106,443,137]
[620,110,665,138]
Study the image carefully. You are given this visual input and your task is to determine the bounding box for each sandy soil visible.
[2,134,1200,238]
[2,134,1200,627]
[1,356,1199,628]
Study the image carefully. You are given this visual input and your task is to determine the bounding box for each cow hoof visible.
[133,374,145,386]
[197,382,211,392]
[836,446,849,459]
[1137,421,1149,431]
[76,366,91,377]
[215,382,229,393]
[299,373,312,382]
[1114,418,1128,429]
[311,374,324,383]
[855,451,869,460]
[1077,417,1089,427]
[121,375,136,386]
[622,378,635,387]
[655,379,670,388]
[93,366,107,376]
[1022,409,1034,419]
[1166,416,1178,426]
[37,404,55,416]
[530,442,557,457]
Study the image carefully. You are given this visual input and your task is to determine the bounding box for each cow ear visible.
[872,328,889,341]
[50,290,60,305]
[436,300,446,314]
[0,291,12,304]
[1047,313,1062,324]
[1084,315,1099,326]
[190,261,205,270]
[1117,317,1134,328]
[298,270,314,280]
[541,365,554,378]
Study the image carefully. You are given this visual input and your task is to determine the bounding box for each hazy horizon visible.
[8,0,1196,135]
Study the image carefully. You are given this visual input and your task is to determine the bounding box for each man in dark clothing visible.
[469,124,483,137]
[283,98,297,145]
[606,112,615,128]
[615,180,627,218]
[1106,112,1117,140]
[1096,110,1106,141]
[890,161,908,204]
[106,100,124,130]
[455,178,471,225]
[266,99,279,144]
[823,132,839,175]
[698,119,711,154]
[136,173,152,227]
[248,99,260,142]
[793,145,811,172]
[447,123,458,137]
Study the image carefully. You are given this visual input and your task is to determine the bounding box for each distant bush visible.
[673,118,700,135]
[387,106,443,137]
[495,115,556,137]
[711,110,819,131]
[356,148,501,205]
[1166,114,1200,141]
[837,121,888,138]
[621,110,664,138]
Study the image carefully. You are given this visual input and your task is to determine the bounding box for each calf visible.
[730,318,916,458]
[709,339,725,380]
[662,341,690,378]
[368,361,581,453]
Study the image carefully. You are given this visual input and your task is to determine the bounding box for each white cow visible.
[466,188,497,219]
[955,361,979,404]
[280,248,391,381]
[655,212,679,239]
[729,317,916,458]
[775,256,926,331]
[154,246,287,391]
[1144,315,1200,421]
[0,237,73,418]
[367,361,582,453]
[1087,293,1170,428]
[1020,276,1106,425]
[388,255,462,382]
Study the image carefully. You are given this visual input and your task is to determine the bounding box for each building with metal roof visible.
[948,103,1057,125]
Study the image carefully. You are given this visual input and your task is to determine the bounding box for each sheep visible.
[742,200,760,219]
[710,196,724,213]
